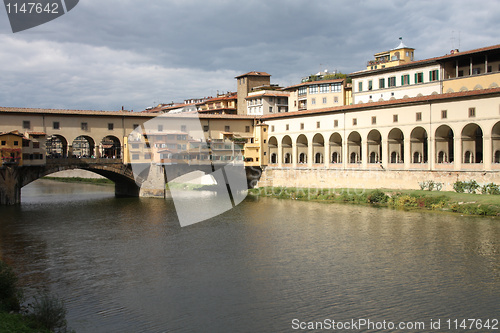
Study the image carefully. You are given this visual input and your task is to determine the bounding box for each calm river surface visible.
[0,180,498,332]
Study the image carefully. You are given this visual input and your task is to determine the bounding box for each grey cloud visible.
[1,0,499,111]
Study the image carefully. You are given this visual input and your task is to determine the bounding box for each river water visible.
[0,180,498,332]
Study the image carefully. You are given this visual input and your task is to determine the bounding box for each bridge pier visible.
[115,180,141,198]
[139,164,166,198]
[0,166,22,205]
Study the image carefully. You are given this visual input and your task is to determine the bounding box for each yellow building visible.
[284,79,347,112]
[197,92,238,115]
[366,38,415,70]
[0,130,46,166]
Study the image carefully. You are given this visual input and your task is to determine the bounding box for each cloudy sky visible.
[0,0,499,112]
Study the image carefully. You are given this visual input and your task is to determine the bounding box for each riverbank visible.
[42,177,114,185]
[249,187,500,217]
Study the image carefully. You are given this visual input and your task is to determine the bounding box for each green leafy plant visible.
[0,260,23,312]
[29,292,70,333]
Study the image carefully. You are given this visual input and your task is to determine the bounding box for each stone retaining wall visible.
[257,167,500,191]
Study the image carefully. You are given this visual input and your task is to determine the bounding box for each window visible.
[158,124,163,132]
[388,77,396,87]
[300,123,304,130]
[415,72,424,84]
[81,122,88,131]
[181,125,187,132]
[23,121,30,129]
[487,66,492,73]
[311,98,316,105]
[469,107,476,118]
[319,84,329,93]
[323,97,327,104]
[458,70,464,77]
[203,125,209,132]
[108,123,114,130]
[472,68,481,75]
[441,110,447,119]
[401,74,410,85]
[429,70,439,81]
[416,112,422,121]
[132,154,140,160]
[368,80,373,90]
[133,124,139,130]
[298,87,307,96]
[393,114,398,123]
[245,126,250,133]
[271,125,275,132]
[358,82,363,92]
[372,116,376,125]
[352,118,357,126]
[22,140,30,147]
[309,85,318,94]
[13,141,18,146]
[334,97,338,103]
[269,106,273,113]
[379,78,385,89]
[33,142,40,149]
[334,120,339,128]
[53,122,60,130]
[316,121,320,129]
[331,83,341,92]
[225,125,230,132]
[1,141,5,145]
[286,124,289,131]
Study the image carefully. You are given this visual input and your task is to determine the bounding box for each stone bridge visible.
[0,158,262,205]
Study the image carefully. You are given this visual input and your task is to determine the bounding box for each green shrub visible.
[367,190,389,203]
[418,180,443,191]
[453,181,465,193]
[29,293,69,333]
[0,260,22,312]
[454,180,480,194]
[480,183,500,195]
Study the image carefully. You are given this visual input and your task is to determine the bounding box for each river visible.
[0,179,498,332]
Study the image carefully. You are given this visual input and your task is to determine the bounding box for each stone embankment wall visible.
[257,167,500,191]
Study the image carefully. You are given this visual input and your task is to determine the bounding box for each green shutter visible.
[415,73,418,84]
[429,71,432,81]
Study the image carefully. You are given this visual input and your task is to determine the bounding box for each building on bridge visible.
[0,130,46,166]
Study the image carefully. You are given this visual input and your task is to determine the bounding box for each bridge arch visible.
[72,135,96,158]
[410,127,428,163]
[347,131,361,163]
[268,136,278,164]
[435,125,454,163]
[461,123,483,163]
[46,135,68,158]
[101,136,122,159]
[312,133,324,164]
[282,136,293,164]
[329,132,342,164]
[296,134,308,164]
[367,129,382,163]
[492,121,500,163]
[388,128,404,163]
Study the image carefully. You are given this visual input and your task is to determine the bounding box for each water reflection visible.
[0,180,497,332]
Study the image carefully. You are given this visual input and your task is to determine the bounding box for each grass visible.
[0,312,51,333]
[249,187,500,217]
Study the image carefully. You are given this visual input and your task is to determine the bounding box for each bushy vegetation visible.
[418,180,443,191]
[0,260,72,333]
[0,260,23,313]
[453,180,500,195]
[249,186,500,217]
